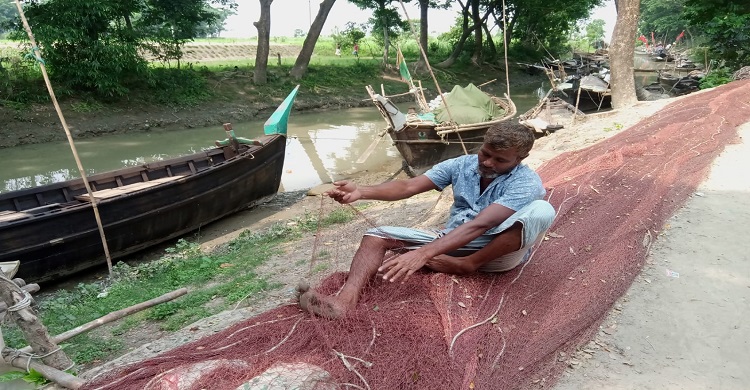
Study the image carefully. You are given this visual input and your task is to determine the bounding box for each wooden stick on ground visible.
[2,349,84,389]
[19,288,188,354]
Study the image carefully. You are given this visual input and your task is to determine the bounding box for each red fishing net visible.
[82,80,750,390]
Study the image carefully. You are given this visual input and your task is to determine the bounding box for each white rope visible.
[7,289,32,312]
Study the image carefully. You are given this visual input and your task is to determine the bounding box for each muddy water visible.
[1,86,542,194]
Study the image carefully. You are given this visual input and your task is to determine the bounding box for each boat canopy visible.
[433,83,504,125]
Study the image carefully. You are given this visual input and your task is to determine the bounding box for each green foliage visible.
[140,0,223,67]
[0,206,359,362]
[586,19,606,45]
[368,6,410,48]
[639,0,689,41]
[146,67,213,106]
[7,0,233,97]
[13,0,149,97]
[0,1,16,37]
[699,67,733,88]
[508,0,603,57]
[0,369,52,387]
[641,0,749,68]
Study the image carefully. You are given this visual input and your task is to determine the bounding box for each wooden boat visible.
[0,86,299,283]
[657,70,701,95]
[365,74,515,176]
[519,92,585,135]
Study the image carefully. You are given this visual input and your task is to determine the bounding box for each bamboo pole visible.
[20,288,188,354]
[501,0,511,99]
[12,0,114,277]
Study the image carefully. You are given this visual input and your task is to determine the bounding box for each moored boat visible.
[519,93,585,135]
[365,52,516,176]
[0,86,299,283]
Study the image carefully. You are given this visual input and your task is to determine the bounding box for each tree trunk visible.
[416,0,429,67]
[503,7,517,52]
[609,0,640,108]
[382,12,390,64]
[290,0,337,79]
[436,1,471,68]
[253,0,273,85]
[436,27,473,68]
[483,22,497,61]
[470,0,482,65]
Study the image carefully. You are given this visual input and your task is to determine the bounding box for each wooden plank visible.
[75,176,185,202]
[0,212,30,223]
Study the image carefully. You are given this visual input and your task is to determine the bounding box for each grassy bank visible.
[2,206,359,375]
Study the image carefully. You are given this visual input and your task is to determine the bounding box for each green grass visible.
[2,209,355,365]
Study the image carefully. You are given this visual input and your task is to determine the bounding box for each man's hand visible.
[378,250,429,283]
[324,180,362,204]
[426,254,475,274]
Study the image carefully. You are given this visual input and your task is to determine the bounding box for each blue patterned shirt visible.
[424,154,546,235]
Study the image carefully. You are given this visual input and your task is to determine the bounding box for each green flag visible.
[397,48,411,83]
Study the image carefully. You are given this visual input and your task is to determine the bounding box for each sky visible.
[222,0,617,42]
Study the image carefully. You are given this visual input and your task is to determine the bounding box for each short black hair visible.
[483,120,535,158]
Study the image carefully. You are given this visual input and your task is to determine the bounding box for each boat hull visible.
[390,125,487,176]
[0,135,286,282]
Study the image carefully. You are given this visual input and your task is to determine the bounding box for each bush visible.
[700,67,733,89]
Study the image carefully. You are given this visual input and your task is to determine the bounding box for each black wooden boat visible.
[0,86,299,283]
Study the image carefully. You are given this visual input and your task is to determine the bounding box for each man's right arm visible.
[326,176,438,204]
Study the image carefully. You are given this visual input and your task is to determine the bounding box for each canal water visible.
[1,84,543,194]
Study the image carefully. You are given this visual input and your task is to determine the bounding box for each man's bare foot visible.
[298,289,350,319]
[295,280,310,302]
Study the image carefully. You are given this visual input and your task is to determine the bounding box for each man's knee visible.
[528,199,556,230]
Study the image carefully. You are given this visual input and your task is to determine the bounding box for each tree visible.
[681,0,749,68]
[349,0,411,63]
[290,0,337,80]
[639,0,688,43]
[8,0,234,96]
[253,0,273,85]
[414,0,450,67]
[196,6,235,38]
[586,18,606,47]
[141,0,223,68]
[12,0,148,96]
[0,1,16,36]
[609,0,640,108]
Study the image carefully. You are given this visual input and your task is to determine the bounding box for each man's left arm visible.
[379,203,515,282]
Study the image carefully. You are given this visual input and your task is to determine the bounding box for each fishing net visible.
[82,80,750,390]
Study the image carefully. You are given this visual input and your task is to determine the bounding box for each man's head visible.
[477,121,535,179]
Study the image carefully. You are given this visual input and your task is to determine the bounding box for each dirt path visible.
[555,123,750,389]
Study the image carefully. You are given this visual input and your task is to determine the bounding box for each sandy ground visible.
[74,87,750,388]
[555,123,750,390]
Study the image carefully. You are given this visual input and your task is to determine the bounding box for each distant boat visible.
[657,70,701,95]
[0,86,300,283]
[365,50,516,176]
[519,94,585,135]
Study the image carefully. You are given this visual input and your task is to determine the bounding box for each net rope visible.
[82,80,750,390]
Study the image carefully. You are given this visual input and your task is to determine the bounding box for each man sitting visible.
[298,121,556,319]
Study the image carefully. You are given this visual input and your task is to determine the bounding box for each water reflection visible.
[2,85,543,195]
[1,108,399,194]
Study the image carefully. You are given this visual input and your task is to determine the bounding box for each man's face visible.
[477,144,523,179]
